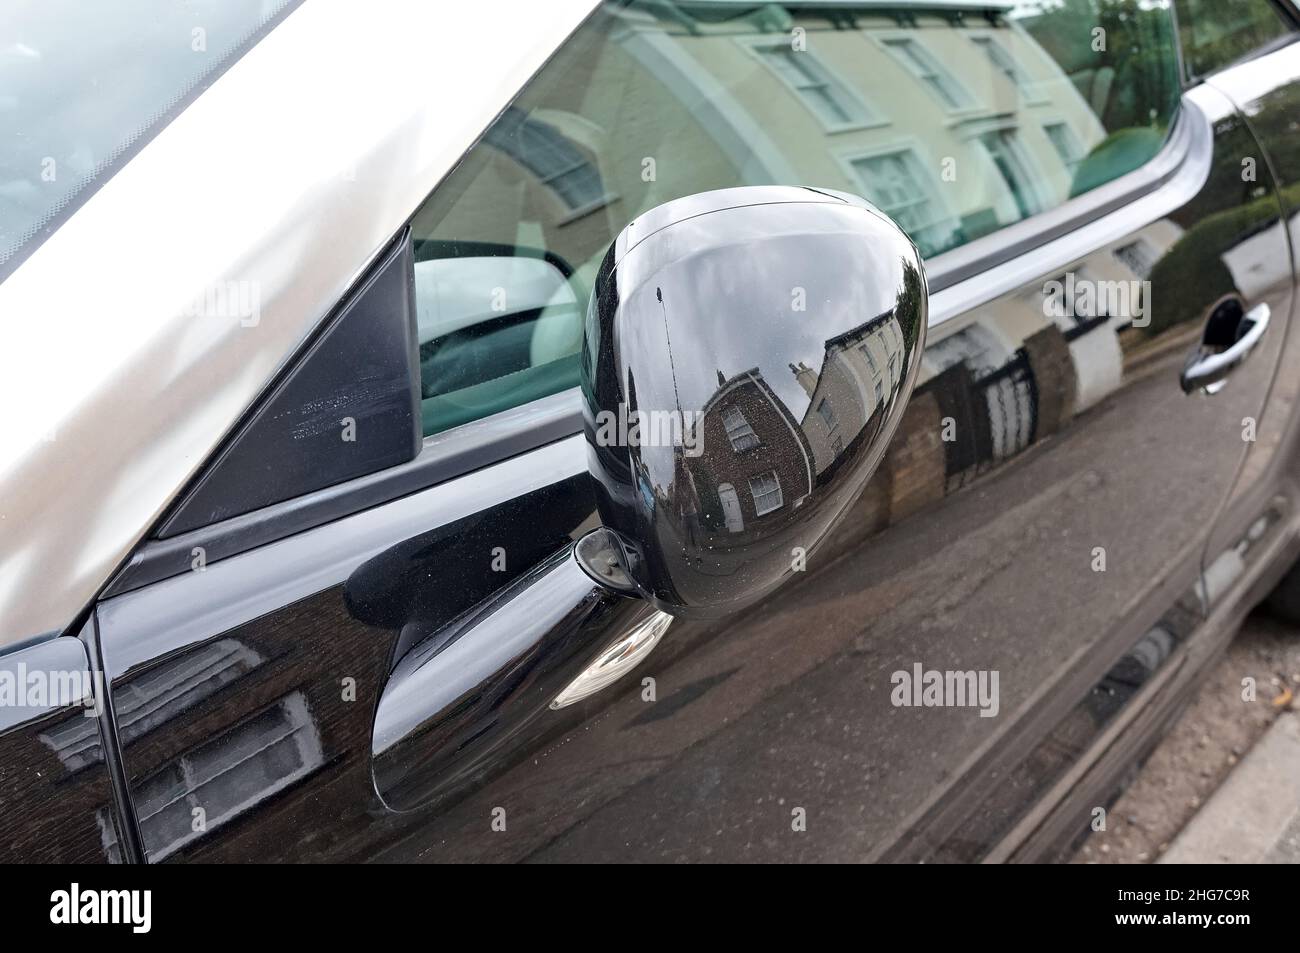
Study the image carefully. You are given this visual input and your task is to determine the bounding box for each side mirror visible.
[582,186,927,618]
[369,189,926,807]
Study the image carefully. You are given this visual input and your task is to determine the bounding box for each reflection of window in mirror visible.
[749,471,784,516]
[817,398,838,430]
[861,341,880,376]
[723,405,760,452]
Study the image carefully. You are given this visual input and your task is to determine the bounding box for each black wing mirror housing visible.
[582,186,927,619]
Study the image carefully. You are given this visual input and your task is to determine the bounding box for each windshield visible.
[0,0,297,279]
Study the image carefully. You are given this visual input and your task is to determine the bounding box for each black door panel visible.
[1194,41,1300,599]
[96,439,594,862]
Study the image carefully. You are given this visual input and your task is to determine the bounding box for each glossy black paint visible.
[0,636,123,863]
[584,187,926,617]
[95,439,592,861]
[372,539,649,813]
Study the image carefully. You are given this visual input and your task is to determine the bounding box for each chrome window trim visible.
[0,0,600,648]
[1197,35,1300,118]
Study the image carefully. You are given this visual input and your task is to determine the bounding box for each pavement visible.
[1072,609,1300,864]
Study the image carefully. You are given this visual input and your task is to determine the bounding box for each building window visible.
[1043,122,1084,177]
[484,106,607,212]
[756,46,872,128]
[722,404,760,452]
[125,692,323,861]
[1113,238,1159,279]
[887,353,898,382]
[861,341,880,375]
[882,38,973,111]
[972,36,1031,92]
[749,470,784,516]
[816,398,838,430]
[874,379,884,406]
[851,149,958,257]
[980,129,1040,218]
[40,638,264,773]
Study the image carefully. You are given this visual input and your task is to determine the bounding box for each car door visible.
[1175,0,1300,616]
[85,0,1297,863]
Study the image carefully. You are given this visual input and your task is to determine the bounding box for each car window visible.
[0,0,297,280]
[410,0,1182,438]
[1174,0,1294,78]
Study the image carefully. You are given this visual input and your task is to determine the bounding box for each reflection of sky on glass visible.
[647,204,903,418]
[620,203,908,494]
[0,0,290,267]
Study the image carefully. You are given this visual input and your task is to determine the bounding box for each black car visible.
[3,0,1300,865]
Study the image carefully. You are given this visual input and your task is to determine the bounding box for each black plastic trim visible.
[82,614,145,865]
[102,389,583,598]
[159,230,422,537]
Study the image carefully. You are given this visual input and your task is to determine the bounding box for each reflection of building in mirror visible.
[796,311,907,474]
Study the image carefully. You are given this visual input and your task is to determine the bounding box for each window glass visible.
[722,404,760,452]
[748,471,784,516]
[410,0,1182,437]
[1174,0,1293,78]
[0,0,296,278]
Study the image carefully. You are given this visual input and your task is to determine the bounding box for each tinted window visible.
[1175,0,1294,77]
[0,0,296,277]
[410,0,1182,437]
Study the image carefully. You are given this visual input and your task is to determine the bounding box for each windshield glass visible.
[0,0,297,278]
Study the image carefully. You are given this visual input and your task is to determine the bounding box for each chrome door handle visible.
[1181,301,1271,394]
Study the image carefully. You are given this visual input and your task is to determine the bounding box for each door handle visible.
[1180,300,1271,394]
[371,530,667,813]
